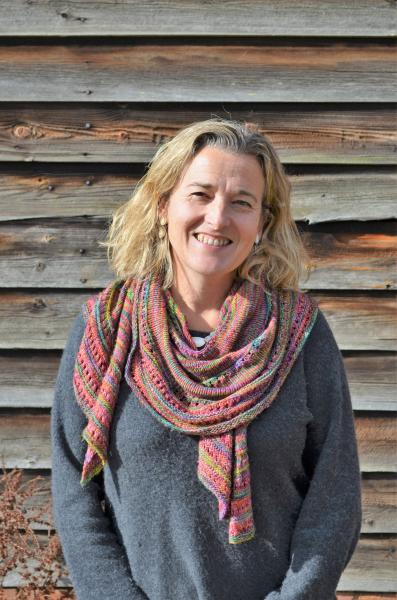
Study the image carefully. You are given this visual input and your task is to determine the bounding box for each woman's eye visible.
[192,192,207,198]
[234,200,251,207]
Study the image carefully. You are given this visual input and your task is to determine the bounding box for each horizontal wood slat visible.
[355,416,397,472]
[1,531,396,592]
[338,537,397,592]
[0,221,395,290]
[292,173,397,223]
[336,592,396,600]
[0,292,395,350]
[0,413,395,471]
[302,231,396,291]
[0,170,396,223]
[310,293,397,351]
[1,352,395,410]
[361,476,397,534]
[13,471,397,535]
[2,107,395,165]
[0,0,395,37]
[0,43,395,103]
[344,354,397,411]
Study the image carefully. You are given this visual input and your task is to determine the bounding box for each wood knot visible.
[32,298,46,310]
[14,125,32,139]
[35,262,46,272]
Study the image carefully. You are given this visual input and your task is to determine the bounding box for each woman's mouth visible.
[193,233,232,247]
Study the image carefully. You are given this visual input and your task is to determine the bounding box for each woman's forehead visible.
[178,147,265,194]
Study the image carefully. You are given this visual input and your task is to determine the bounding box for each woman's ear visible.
[259,205,272,233]
[258,210,266,237]
[158,195,168,220]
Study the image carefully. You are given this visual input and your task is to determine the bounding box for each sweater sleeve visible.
[264,309,362,600]
[51,308,149,600]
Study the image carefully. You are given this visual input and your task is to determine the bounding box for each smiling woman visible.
[158,146,268,330]
[51,118,362,600]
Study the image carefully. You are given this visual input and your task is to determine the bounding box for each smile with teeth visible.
[194,233,232,247]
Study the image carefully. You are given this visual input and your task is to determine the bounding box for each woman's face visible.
[161,146,266,286]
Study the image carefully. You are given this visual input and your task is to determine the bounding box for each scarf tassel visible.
[198,426,256,544]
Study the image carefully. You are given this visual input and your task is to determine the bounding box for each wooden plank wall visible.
[0,1,396,596]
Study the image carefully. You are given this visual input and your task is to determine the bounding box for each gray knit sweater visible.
[51,304,362,600]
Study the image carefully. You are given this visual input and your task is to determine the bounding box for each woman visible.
[51,118,362,600]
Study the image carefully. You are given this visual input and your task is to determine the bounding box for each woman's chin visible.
[184,262,237,281]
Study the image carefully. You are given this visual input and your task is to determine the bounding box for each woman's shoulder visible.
[301,301,343,373]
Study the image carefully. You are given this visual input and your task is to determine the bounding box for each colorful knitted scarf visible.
[73,272,318,544]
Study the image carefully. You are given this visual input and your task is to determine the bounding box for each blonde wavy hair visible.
[100,118,312,291]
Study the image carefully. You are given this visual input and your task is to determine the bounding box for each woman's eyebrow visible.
[187,182,258,203]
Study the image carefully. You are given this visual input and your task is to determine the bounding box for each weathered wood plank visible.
[343,354,397,411]
[1,106,395,165]
[356,416,397,473]
[1,531,396,591]
[0,0,395,37]
[0,413,394,471]
[1,352,395,410]
[0,43,395,102]
[336,596,397,599]
[0,353,59,408]
[0,292,395,350]
[0,170,395,223]
[292,172,397,223]
[361,476,397,534]
[338,536,397,592]
[0,220,395,290]
[302,231,397,291]
[14,470,397,535]
[310,293,397,351]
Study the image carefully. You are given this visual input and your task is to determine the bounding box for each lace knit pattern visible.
[73,272,318,544]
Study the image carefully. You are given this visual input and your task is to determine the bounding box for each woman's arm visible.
[265,309,362,600]
[51,310,149,600]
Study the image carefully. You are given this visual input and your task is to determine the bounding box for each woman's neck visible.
[170,272,235,332]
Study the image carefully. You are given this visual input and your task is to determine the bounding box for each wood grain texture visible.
[302,230,397,291]
[0,413,394,471]
[337,595,397,599]
[0,220,395,290]
[0,42,395,102]
[1,106,395,165]
[291,172,397,223]
[1,352,395,410]
[0,169,396,223]
[355,415,397,473]
[361,476,397,534]
[338,536,397,592]
[0,291,395,350]
[310,292,397,351]
[12,470,397,535]
[0,0,395,37]
[343,354,397,411]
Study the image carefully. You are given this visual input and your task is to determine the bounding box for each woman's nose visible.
[204,197,230,228]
